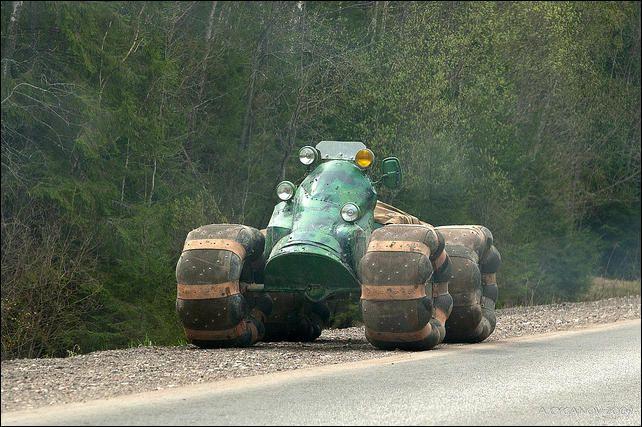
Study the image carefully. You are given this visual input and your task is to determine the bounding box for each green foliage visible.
[1,1,640,358]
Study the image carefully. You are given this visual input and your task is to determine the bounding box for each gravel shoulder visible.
[2,295,640,413]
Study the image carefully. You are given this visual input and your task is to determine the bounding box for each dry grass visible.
[583,277,641,301]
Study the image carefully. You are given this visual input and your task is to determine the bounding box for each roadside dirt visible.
[1,295,639,412]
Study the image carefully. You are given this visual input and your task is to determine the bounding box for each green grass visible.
[127,335,189,349]
[127,334,156,349]
[581,277,641,301]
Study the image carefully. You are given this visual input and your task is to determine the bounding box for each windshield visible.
[315,141,366,161]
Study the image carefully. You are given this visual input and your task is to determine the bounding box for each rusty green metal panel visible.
[264,160,376,300]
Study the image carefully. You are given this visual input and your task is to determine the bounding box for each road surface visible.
[2,320,640,426]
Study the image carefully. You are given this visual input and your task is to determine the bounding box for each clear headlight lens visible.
[298,146,318,165]
[341,203,361,222]
[354,148,374,169]
[276,181,295,201]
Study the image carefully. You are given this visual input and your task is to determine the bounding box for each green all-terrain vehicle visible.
[176,141,501,350]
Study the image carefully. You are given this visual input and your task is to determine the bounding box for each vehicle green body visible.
[263,158,378,301]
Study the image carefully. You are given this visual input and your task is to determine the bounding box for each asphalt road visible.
[2,320,640,426]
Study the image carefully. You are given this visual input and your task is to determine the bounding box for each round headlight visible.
[341,203,361,222]
[276,181,295,201]
[355,148,375,169]
[298,146,318,165]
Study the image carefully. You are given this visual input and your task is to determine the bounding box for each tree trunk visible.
[149,157,157,206]
[240,69,257,150]
[120,140,130,203]
[2,1,24,81]
[240,6,273,150]
[205,1,217,41]
[240,32,266,150]
[279,151,290,182]
[380,1,389,38]
[197,1,218,99]
[369,1,380,44]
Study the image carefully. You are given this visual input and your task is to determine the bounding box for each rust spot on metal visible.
[182,239,246,260]
[434,307,448,324]
[184,322,247,340]
[367,240,430,257]
[177,282,239,300]
[374,201,429,225]
[360,284,426,300]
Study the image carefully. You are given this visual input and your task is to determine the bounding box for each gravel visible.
[2,295,639,413]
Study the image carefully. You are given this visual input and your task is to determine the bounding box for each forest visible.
[1,1,640,359]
